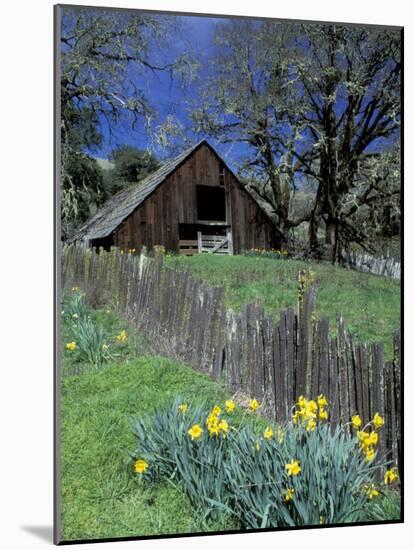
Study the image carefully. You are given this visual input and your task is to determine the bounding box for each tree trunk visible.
[309,205,322,256]
[325,221,336,245]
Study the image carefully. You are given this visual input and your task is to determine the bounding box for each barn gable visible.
[71,141,205,242]
[71,140,281,254]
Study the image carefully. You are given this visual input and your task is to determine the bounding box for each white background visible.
[0,0,411,548]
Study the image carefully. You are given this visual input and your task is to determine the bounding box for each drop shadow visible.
[21,525,54,543]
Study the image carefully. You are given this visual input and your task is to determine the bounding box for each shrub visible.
[130,396,398,528]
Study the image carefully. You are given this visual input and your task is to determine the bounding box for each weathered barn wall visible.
[112,143,280,253]
[226,171,280,253]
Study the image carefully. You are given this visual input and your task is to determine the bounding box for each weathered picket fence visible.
[340,250,401,279]
[61,245,401,466]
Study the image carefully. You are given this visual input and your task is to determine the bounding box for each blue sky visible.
[63,8,400,175]
[89,13,243,167]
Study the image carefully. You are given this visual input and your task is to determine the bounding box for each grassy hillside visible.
[60,354,245,541]
[165,254,400,359]
[60,294,400,541]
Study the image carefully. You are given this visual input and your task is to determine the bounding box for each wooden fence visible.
[340,250,401,279]
[61,245,401,467]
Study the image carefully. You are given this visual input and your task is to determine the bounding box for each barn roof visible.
[71,139,277,242]
[71,140,207,241]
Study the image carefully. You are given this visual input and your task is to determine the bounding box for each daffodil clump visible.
[350,411,385,463]
[131,395,396,529]
[347,412,399,505]
[178,403,188,414]
[153,245,166,256]
[292,394,329,431]
[243,248,289,260]
[61,288,131,368]
[116,329,128,343]
[205,406,230,438]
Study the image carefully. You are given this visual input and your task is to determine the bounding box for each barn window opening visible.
[196,185,226,222]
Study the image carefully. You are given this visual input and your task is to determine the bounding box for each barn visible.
[71,140,281,255]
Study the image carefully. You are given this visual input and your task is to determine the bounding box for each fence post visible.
[227,231,234,255]
[197,231,202,253]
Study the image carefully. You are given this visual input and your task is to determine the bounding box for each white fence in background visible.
[340,251,400,279]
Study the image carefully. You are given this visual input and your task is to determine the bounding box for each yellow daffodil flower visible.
[368,431,379,446]
[373,413,384,430]
[284,488,294,502]
[225,399,235,413]
[66,341,77,351]
[351,414,362,430]
[384,467,399,485]
[365,447,375,462]
[357,430,370,445]
[188,424,203,440]
[134,459,148,474]
[208,424,220,437]
[319,408,328,421]
[297,395,306,408]
[366,483,379,500]
[285,460,301,476]
[206,413,219,430]
[264,427,273,439]
[248,398,260,412]
[317,394,328,408]
[218,419,229,435]
[178,403,188,414]
[116,330,127,343]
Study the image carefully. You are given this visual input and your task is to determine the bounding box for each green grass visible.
[165,254,400,359]
[60,298,400,541]
[358,488,401,522]
[60,352,257,541]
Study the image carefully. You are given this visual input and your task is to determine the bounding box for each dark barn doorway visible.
[196,185,226,222]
